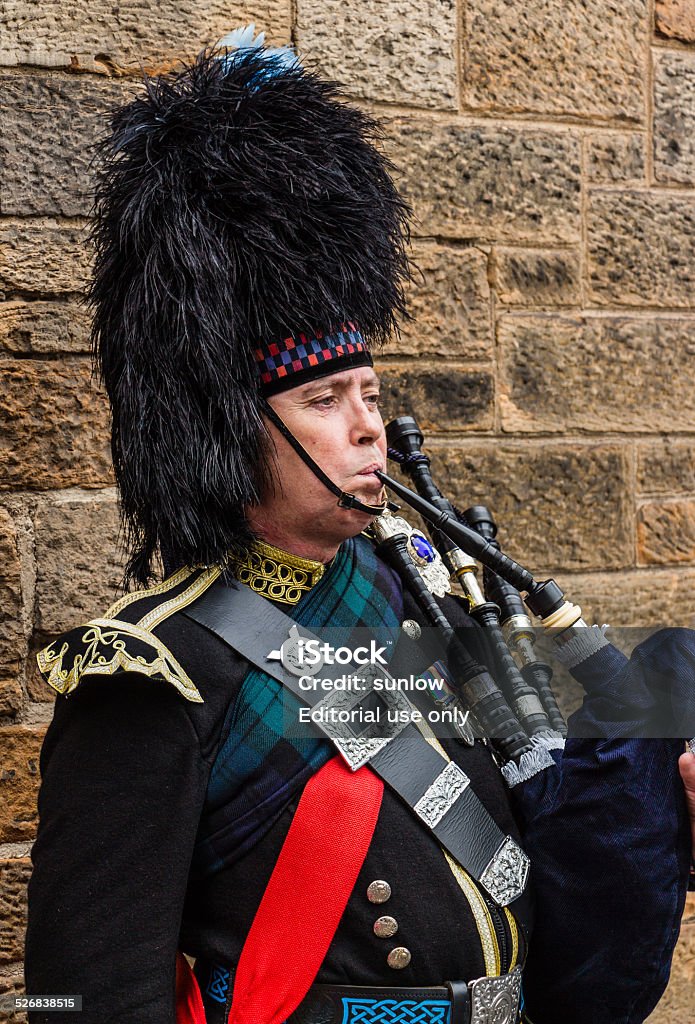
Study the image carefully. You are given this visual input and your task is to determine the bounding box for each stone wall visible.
[1,1,694,1020]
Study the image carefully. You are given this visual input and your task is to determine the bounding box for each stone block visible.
[25,636,58,706]
[0,509,23,686]
[296,0,457,109]
[464,0,646,121]
[393,245,493,360]
[0,1,292,71]
[586,131,645,184]
[0,729,44,843]
[34,494,125,635]
[559,568,695,629]
[0,971,26,1023]
[0,302,91,355]
[588,190,695,308]
[0,74,136,217]
[0,679,23,718]
[423,442,632,570]
[646,893,695,1022]
[498,315,695,433]
[638,500,695,565]
[637,441,695,496]
[18,703,54,730]
[655,0,695,43]
[492,249,580,307]
[0,858,31,964]
[387,121,581,244]
[0,359,112,489]
[377,366,494,433]
[0,221,91,296]
[654,52,695,186]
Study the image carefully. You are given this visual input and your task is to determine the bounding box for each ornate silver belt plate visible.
[469,965,523,1024]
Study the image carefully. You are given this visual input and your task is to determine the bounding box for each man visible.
[24,27,693,1024]
[682,750,695,856]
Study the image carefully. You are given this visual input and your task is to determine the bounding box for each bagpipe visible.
[369,414,694,1024]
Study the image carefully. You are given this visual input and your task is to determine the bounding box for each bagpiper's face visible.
[255,365,388,553]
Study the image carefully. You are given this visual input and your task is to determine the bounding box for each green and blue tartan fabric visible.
[192,534,404,877]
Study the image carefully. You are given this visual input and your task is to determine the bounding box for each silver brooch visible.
[370,512,451,598]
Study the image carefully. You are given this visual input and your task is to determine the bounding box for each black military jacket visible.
[24,555,531,1024]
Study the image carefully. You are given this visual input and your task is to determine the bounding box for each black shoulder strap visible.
[185,579,531,919]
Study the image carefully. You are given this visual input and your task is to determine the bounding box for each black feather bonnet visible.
[87,31,412,584]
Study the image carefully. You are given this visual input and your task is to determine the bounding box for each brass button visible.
[367,880,391,904]
[387,947,411,970]
[373,915,398,938]
[402,619,422,640]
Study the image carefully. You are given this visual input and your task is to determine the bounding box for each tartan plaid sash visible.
[191,534,403,877]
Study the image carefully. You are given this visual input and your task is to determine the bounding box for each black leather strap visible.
[185,579,531,918]
[287,981,455,1024]
[263,402,398,515]
[445,980,471,1024]
[194,965,522,1024]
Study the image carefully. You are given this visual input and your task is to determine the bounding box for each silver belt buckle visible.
[469,965,522,1024]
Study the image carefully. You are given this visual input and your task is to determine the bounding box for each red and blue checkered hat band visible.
[254,323,373,396]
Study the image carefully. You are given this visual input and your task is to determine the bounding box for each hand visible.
[678,748,695,864]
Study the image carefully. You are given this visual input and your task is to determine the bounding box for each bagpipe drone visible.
[369,414,694,1024]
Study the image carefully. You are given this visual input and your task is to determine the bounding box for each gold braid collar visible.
[226,539,327,605]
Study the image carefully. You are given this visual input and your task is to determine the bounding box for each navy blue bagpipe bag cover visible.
[510,626,694,1024]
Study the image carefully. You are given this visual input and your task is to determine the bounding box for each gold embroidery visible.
[137,566,222,631]
[37,618,203,704]
[226,540,326,605]
[37,561,225,704]
[415,718,501,976]
[504,906,519,969]
[442,849,501,977]
[39,540,325,701]
[105,565,194,620]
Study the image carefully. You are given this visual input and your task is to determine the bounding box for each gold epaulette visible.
[36,565,222,703]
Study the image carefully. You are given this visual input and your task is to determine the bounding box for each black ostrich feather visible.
[86,44,412,584]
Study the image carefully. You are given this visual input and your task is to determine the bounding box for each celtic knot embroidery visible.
[341,998,451,1024]
[205,964,230,1004]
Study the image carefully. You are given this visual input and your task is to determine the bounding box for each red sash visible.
[176,951,207,1023]
[176,755,384,1024]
